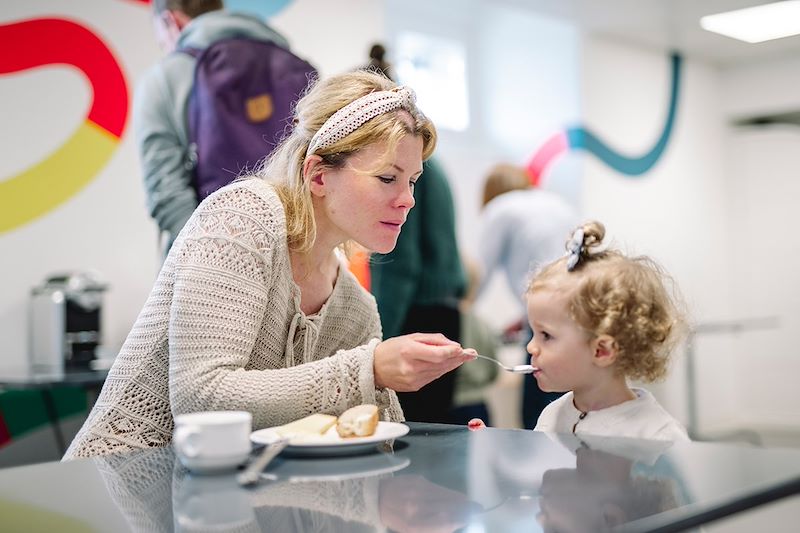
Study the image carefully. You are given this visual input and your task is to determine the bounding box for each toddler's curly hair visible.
[528,221,688,382]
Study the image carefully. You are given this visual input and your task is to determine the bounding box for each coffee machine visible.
[30,272,107,375]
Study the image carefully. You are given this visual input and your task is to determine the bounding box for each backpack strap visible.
[176,46,202,59]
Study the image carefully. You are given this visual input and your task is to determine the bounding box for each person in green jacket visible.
[370,158,467,422]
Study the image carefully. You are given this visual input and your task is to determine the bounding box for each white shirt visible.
[478,188,578,303]
[535,388,690,442]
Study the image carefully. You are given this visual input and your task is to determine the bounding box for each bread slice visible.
[275,413,337,439]
[336,404,379,438]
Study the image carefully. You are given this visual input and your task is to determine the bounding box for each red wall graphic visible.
[0,17,129,232]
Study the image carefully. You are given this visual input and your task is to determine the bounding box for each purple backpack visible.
[181,38,316,199]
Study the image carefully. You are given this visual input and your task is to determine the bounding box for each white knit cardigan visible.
[64,179,403,459]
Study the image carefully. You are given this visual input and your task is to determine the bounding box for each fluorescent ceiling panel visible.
[700,0,800,43]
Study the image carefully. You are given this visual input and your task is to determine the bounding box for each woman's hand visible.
[373,333,473,391]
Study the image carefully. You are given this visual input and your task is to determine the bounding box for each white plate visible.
[250,421,409,457]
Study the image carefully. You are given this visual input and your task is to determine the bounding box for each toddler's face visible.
[526,289,595,393]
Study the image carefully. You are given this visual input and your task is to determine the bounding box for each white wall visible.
[719,56,800,436]
[721,56,800,120]
[725,125,800,432]
[269,0,385,78]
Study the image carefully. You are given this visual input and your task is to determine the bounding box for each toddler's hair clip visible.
[565,228,584,271]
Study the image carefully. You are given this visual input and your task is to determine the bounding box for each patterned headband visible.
[306,86,417,157]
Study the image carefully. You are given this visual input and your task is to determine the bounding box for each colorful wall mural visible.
[0,18,128,233]
[527,53,682,185]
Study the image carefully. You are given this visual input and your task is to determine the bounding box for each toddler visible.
[469,220,689,441]
[528,220,688,441]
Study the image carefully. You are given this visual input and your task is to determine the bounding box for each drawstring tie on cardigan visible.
[285,312,321,367]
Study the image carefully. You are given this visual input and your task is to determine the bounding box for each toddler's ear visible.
[592,335,618,367]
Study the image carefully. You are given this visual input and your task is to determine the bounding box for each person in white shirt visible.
[529,220,689,441]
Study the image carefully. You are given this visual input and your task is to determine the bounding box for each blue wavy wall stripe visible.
[566,53,681,177]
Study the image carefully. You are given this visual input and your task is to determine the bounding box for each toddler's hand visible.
[468,418,486,431]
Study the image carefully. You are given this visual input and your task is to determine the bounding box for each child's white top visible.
[534,388,689,442]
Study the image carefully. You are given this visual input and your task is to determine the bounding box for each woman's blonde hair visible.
[528,221,688,382]
[258,70,437,253]
[482,164,531,207]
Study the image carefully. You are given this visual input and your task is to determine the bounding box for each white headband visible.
[306,86,417,157]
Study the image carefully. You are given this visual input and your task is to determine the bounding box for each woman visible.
[64,71,471,459]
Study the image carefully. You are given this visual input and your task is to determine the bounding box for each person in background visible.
[362,42,395,81]
[135,0,290,254]
[477,163,579,429]
[529,221,689,440]
[370,157,467,423]
[471,220,689,442]
[449,257,500,425]
[64,71,474,460]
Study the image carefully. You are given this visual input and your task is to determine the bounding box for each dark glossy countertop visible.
[1,422,799,532]
[0,367,108,389]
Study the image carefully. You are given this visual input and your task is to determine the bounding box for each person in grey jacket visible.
[134,0,289,254]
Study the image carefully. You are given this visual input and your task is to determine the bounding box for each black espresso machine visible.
[30,272,107,374]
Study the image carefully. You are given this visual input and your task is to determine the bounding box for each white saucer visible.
[176,450,250,474]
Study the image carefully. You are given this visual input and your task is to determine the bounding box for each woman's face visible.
[526,288,596,393]
[311,134,424,254]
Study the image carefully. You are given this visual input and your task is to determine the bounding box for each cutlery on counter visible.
[237,439,289,487]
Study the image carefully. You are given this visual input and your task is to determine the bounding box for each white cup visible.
[173,473,256,532]
[173,410,252,473]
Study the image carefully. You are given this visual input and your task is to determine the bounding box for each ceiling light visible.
[700,0,800,43]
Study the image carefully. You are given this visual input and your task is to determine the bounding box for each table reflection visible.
[467,429,689,533]
[4,423,797,532]
[92,443,479,532]
[537,435,683,532]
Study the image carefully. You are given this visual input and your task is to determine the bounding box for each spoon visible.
[237,439,289,487]
[468,352,538,374]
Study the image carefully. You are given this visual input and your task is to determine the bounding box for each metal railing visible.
[685,316,780,443]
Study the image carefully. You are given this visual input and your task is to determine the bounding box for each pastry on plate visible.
[275,413,337,439]
[336,404,379,438]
